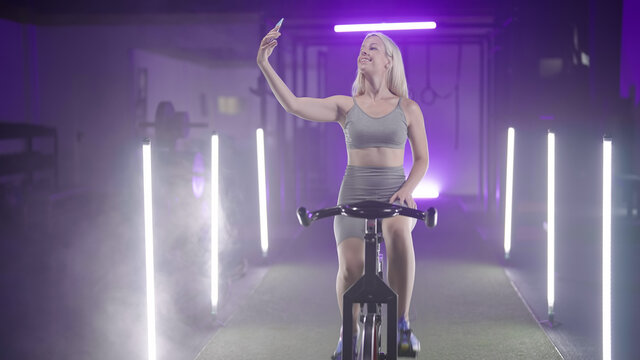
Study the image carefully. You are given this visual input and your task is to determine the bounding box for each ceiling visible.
[2,0,504,21]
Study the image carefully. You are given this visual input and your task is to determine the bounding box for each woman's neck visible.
[361,73,393,102]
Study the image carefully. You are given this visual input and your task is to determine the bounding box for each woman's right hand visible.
[257,25,281,66]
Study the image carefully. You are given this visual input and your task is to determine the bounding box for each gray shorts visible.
[333,165,416,245]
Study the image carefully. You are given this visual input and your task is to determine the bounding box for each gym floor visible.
[1,191,637,359]
[196,196,562,359]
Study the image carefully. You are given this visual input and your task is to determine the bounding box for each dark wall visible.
[0,19,39,124]
[1,14,261,190]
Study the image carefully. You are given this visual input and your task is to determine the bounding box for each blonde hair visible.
[351,32,408,98]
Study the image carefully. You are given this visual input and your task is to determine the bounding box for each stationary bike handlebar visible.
[296,200,438,228]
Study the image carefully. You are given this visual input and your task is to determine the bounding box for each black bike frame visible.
[296,200,437,360]
[343,218,397,360]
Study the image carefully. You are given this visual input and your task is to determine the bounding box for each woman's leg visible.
[382,216,415,321]
[336,237,365,335]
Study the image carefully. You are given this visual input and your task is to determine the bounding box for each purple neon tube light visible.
[334,21,437,33]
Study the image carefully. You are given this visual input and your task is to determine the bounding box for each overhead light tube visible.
[334,21,437,32]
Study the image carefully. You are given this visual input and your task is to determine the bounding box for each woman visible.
[257,22,428,359]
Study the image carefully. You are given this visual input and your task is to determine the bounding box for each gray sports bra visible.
[343,97,408,149]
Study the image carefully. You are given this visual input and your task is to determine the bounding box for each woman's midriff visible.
[347,147,405,167]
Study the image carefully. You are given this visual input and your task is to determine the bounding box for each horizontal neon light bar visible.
[334,21,437,32]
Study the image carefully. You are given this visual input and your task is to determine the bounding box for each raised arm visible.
[257,24,345,123]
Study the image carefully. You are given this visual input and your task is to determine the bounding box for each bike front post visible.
[342,218,398,360]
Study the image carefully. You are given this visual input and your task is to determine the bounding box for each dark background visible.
[1,0,638,359]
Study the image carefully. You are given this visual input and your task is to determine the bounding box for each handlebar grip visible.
[297,207,312,227]
[425,207,437,228]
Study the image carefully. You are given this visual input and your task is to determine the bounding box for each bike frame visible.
[296,200,437,360]
[343,218,397,360]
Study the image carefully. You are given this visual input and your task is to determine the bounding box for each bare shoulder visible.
[329,95,354,124]
[400,97,421,113]
[400,97,423,126]
[332,95,354,113]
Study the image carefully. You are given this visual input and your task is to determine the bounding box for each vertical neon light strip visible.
[211,133,219,314]
[142,140,156,360]
[547,132,555,320]
[504,127,515,259]
[257,128,269,257]
[603,137,612,360]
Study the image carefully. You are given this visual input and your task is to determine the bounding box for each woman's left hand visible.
[389,188,417,209]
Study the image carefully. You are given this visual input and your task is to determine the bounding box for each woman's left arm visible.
[389,99,429,208]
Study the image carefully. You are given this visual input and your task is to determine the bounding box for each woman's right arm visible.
[257,27,344,123]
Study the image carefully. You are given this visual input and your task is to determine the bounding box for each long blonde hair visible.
[351,32,408,98]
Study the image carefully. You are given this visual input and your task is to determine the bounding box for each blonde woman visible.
[258,22,428,359]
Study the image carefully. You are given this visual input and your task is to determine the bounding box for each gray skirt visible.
[333,165,416,245]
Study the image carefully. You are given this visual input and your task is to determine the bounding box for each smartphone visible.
[269,18,283,44]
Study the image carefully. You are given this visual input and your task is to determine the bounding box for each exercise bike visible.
[297,200,437,360]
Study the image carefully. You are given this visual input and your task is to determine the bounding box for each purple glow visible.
[621,0,640,104]
[192,152,205,198]
[412,182,440,199]
[334,21,437,33]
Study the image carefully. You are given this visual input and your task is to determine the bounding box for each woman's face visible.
[358,36,390,75]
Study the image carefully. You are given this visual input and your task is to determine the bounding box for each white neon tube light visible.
[256,128,269,257]
[211,133,219,314]
[547,131,555,320]
[142,139,156,360]
[602,137,612,360]
[334,21,437,33]
[504,127,515,259]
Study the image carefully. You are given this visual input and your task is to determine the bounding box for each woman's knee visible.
[383,219,412,251]
[337,237,365,280]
